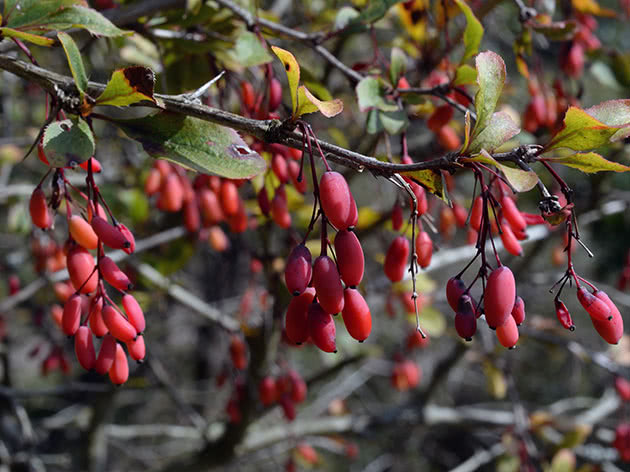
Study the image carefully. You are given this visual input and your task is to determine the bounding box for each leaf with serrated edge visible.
[467,111,519,153]
[472,51,506,142]
[544,152,630,173]
[400,169,448,203]
[454,0,483,63]
[545,106,622,151]
[112,112,266,179]
[297,85,343,118]
[96,66,157,107]
[584,99,630,141]
[356,76,398,112]
[42,118,95,168]
[0,27,54,46]
[58,32,88,96]
[271,46,300,116]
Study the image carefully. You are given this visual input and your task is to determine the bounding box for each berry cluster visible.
[29,152,144,385]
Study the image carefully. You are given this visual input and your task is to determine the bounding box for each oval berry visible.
[75,326,96,370]
[69,215,98,249]
[62,294,82,336]
[415,231,433,269]
[220,180,240,216]
[100,256,132,292]
[554,299,575,331]
[122,294,145,334]
[259,376,278,406]
[578,287,611,321]
[109,343,129,385]
[496,314,519,348]
[319,171,352,230]
[89,297,108,337]
[342,288,372,342]
[384,236,409,283]
[312,256,344,314]
[455,294,477,341]
[269,77,283,111]
[307,302,336,353]
[511,296,526,326]
[285,288,315,345]
[271,187,291,229]
[102,305,136,343]
[126,335,146,362]
[95,334,117,375]
[501,197,526,233]
[446,277,467,311]
[591,290,624,344]
[470,196,483,232]
[334,230,364,287]
[91,216,130,250]
[500,220,523,257]
[159,174,184,212]
[484,266,516,329]
[29,187,52,229]
[285,244,312,296]
[67,246,98,294]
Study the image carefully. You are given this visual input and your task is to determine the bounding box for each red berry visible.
[62,294,82,336]
[496,314,519,348]
[307,302,337,353]
[511,296,525,326]
[183,199,201,233]
[29,187,52,229]
[384,236,410,283]
[75,326,96,370]
[455,294,477,341]
[109,343,129,385]
[334,230,364,287]
[219,180,240,216]
[241,81,256,110]
[285,244,312,296]
[427,105,454,133]
[415,230,433,269]
[406,330,429,350]
[577,287,611,321]
[312,256,344,314]
[69,215,98,250]
[126,334,146,362]
[554,300,575,331]
[259,376,278,406]
[285,288,315,345]
[269,77,283,111]
[199,189,225,224]
[591,290,624,344]
[484,266,516,329]
[158,174,184,212]
[271,154,289,183]
[499,220,523,256]
[271,186,291,229]
[100,256,132,292]
[121,294,145,334]
[446,277,467,311]
[501,197,526,233]
[91,216,130,250]
[319,171,352,230]
[616,377,630,402]
[67,246,98,294]
[102,305,136,343]
[341,288,372,342]
[391,203,403,231]
[94,334,117,375]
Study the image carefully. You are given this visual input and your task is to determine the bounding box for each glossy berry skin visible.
[89,297,108,337]
[341,288,372,342]
[74,326,96,370]
[554,300,575,331]
[591,290,624,344]
[511,296,525,326]
[285,245,312,296]
[406,330,430,350]
[470,196,483,232]
[346,196,358,229]
[415,231,433,269]
[126,335,146,362]
[496,314,519,348]
[319,171,352,230]
[484,266,516,329]
[95,334,117,375]
[69,215,98,249]
[334,230,364,287]
[312,256,344,314]
[109,343,129,385]
[100,256,132,292]
[62,294,82,336]
[446,277,467,311]
[285,288,315,345]
[29,187,52,229]
[91,216,130,250]
[102,305,136,343]
[499,221,522,257]
[384,236,410,283]
[501,197,526,233]
[577,287,611,321]
[122,294,145,334]
[307,302,337,353]
[455,294,477,341]
[67,246,98,294]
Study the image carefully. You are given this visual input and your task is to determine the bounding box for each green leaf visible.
[333,6,360,30]
[296,85,343,118]
[95,66,158,107]
[399,169,448,202]
[584,99,630,141]
[379,110,409,135]
[271,46,300,116]
[356,76,398,112]
[355,0,402,24]
[229,31,272,67]
[545,106,625,152]
[389,47,407,84]
[464,150,538,192]
[42,118,95,168]
[529,19,577,40]
[57,32,88,97]
[366,109,383,134]
[112,112,267,179]
[467,111,519,153]
[454,0,484,63]
[3,0,79,29]
[0,27,55,46]
[453,64,477,86]
[471,51,506,142]
[44,5,129,36]
[543,152,630,173]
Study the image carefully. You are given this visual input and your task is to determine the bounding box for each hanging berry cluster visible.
[29,149,145,386]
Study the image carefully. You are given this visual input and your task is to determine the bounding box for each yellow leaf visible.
[271,46,300,116]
